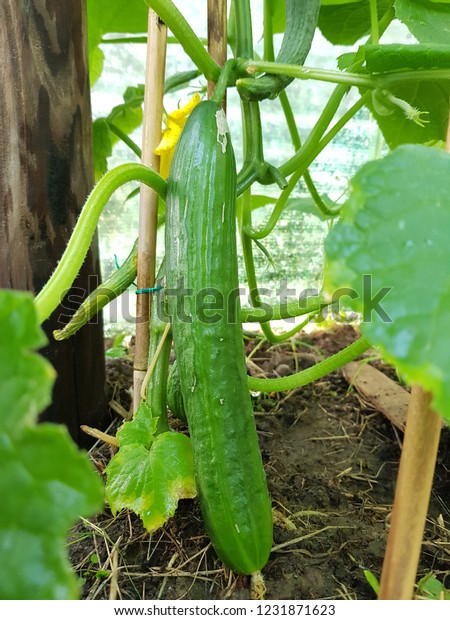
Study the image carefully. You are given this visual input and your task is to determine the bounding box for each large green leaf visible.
[0,291,103,599]
[86,0,149,84]
[324,145,450,420]
[395,0,450,44]
[318,0,394,45]
[0,292,54,435]
[106,431,196,532]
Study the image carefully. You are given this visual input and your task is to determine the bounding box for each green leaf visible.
[0,291,103,599]
[0,426,103,599]
[106,431,196,533]
[395,0,450,44]
[92,118,113,181]
[250,194,335,220]
[86,0,149,85]
[113,333,127,347]
[363,569,380,595]
[0,291,54,435]
[319,0,394,44]
[324,145,450,421]
[105,346,129,359]
[116,400,158,448]
[110,85,144,136]
[89,46,105,87]
[416,574,450,600]
[92,85,144,179]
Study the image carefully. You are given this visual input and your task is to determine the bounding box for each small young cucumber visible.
[165,100,273,574]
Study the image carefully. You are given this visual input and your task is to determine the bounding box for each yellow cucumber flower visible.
[155,93,201,179]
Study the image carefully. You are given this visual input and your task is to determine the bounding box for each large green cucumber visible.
[165,100,273,575]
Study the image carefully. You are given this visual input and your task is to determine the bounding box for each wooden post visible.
[0,0,107,443]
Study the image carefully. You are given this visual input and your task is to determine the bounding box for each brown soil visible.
[68,326,450,600]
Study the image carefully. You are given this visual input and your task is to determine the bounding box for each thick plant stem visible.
[369,0,380,44]
[243,61,376,89]
[134,10,167,412]
[378,385,442,600]
[144,0,220,81]
[248,336,371,392]
[34,164,166,324]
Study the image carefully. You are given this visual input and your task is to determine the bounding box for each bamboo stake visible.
[207,0,227,100]
[133,11,167,412]
[379,111,450,599]
[378,385,442,599]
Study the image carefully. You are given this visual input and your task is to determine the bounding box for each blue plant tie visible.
[135,286,164,294]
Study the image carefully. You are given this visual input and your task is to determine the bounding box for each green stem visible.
[315,95,370,160]
[263,0,275,62]
[144,0,220,81]
[241,296,327,323]
[211,60,237,104]
[274,7,394,185]
[35,164,167,324]
[235,0,288,191]
[241,188,308,344]
[244,60,450,90]
[244,61,377,89]
[265,9,394,181]
[108,122,142,158]
[248,337,371,392]
[382,69,450,86]
[234,0,254,58]
[279,90,340,218]
[280,92,369,178]
[243,167,303,239]
[258,314,313,345]
[146,275,171,435]
[164,69,202,94]
[279,90,300,149]
[304,174,340,218]
[369,0,380,44]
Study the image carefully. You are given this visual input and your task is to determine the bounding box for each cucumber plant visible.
[27,0,450,594]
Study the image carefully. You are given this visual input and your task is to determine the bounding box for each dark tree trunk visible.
[0,0,107,444]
